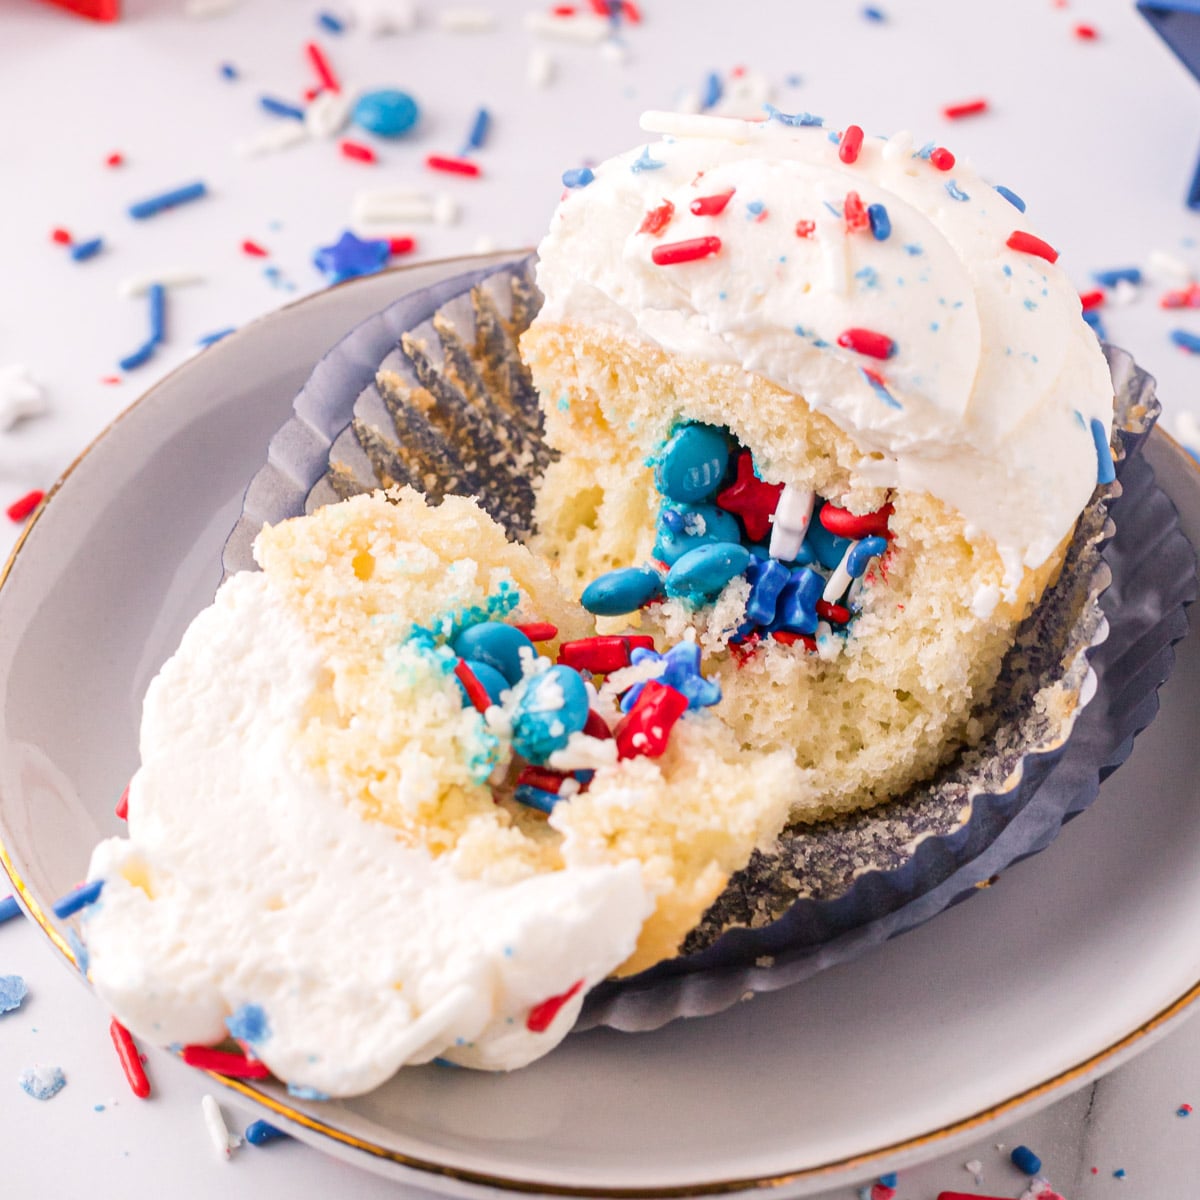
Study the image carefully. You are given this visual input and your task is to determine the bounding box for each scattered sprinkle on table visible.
[20,1065,66,1101]
[6,489,44,524]
[0,975,27,1014]
[0,895,22,924]
[128,181,208,221]
[201,1093,241,1158]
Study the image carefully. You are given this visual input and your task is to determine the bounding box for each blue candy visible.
[511,666,589,763]
[846,536,888,578]
[665,542,751,604]
[581,566,663,616]
[352,89,420,138]
[804,511,852,571]
[454,659,510,706]
[653,503,742,566]
[450,623,535,687]
[774,568,824,635]
[655,424,731,503]
[744,558,790,626]
[1010,1145,1042,1175]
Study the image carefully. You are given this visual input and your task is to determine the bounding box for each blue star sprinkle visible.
[312,230,390,286]
[620,643,721,713]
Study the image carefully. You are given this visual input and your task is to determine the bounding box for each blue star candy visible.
[620,642,721,713]
[312,230,391,286]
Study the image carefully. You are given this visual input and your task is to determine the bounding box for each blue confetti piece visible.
[259,94,306,121]
[1170,328,1200,354]
[746,200,765,218]
[286,1083,329,1101]
[562,166,594,188]
[196,327,236,347]
[53,879,103,919]
[763,104,824,127]
[219,62,238,81]
[316,10,344,33]
[20,1065,66,1101]
[1091,417,1116,484]
[226,1003,271,1044]
[944,179,970,202]
[128,181,208,221]
[994,184,1025,212]
[245,1119,289,1146]
[0,895,22,924]
[914,141,936,160]
[1113,1168,1127,1180]
[859,368,902,409]
[69,237,104,263]
[631,145,665,172]
[862,5,886,20]
[700,71,722,111]
[0,975,27,1015]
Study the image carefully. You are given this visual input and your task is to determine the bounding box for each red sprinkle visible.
[304,86,323,102]
[1160,284,1200,309]
[1079,289,1105,310]
[1006,230,1059,264]
[838,124,864,164]
[6,490,44,523]
[516,622,559,642]
[526,979,583,1032]
[110,1019,151,1099]
[115,784,129,821]
[552,3,575,13]
[557,634,655,675]
[816,600,850,624]
[651,236,721,266]
[844,190,869,233]
[305,40,341,92]
[454,660,492,714]
[516,765,569,793]
[426,154,481,177]
[619,0,641,21]
[942,99,988,120]
[587,0,610,13]
[615,680,688,759]
[341,140,378,164]
[241,239,269,257]
[837,327,896,360]
[388,236,416,256]
[51,227,72,245]
[771,631,817,652]
[929,146,956,171]
[583,709,614,740]
[690,188,735,217]
[638,199,675,236]
[181,1045,271,1078]
[795,219,816,238]
[105,151,125,167]
[1074,22,1098,39]
[101,376,122,386]
[935,1194,1017,1200]
[819,502,894,539]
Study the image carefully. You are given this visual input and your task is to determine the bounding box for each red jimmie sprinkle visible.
[772,630,817,652]
[305,40,341,92]
[844,190,869,233]
[454,660,492,713]
[587,0,610,13]
[110,1019,151,1099]
[341,140,378,164]
[795,219,816,238]
[181,1045,271,1077]
[388,236,416,256]
[6,490,44,523]
[241,240,269,257]
[820,502,894,539]
[620,0,642,22]
[837,328,896,360]
[516,622,559,642]
[638,199,675,236]
[304,86,323,102]
[526,979,584,1033]
[426,154,481,177]
[929,146,956,171]
[1006,230,1059,263]
[552,3,575,13]
[651,236,721,266]
[557,634,655,674]
[516,765,569,793]
[115,784,129,821]
[105,152,125,167]
[583,709,614,740]
[51,228,72,245]
[815,600,850,624]
[1074,22,1098,39]
[942,99,988,120]
[615,680,689,759]
[1079,289,1105,310]
[1161,284,1200,309]
[838,124,864,164]
[935,1194,1019,1200]
[690,188,735,217]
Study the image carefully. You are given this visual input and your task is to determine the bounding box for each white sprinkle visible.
[305,90,353,140]
[433,194,459,225]
[523,11,609,42]
[768,485,815,561]
[526,47,555,88]
[439,7,496,32]
[235,122,311,158]
[882,129,915,164]
[184,0,237,14]
[353,0,417,34]
[0,365,48,432]
[814,620,840,661]
[822,545,854,604]
[639,110,761,143]
[117,271,205,299]
[354,195,435,223]
[818,211,848,295]
[1109,278,1140,307]
[201,1094,241,1158]
[1147,248,1194,284]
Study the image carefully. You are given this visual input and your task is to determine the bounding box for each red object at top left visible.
[42,0,120,19]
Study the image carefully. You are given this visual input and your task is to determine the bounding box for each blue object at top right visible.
[1140,0,1200,208]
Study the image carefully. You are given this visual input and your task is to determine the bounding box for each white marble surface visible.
[4,0,1200,1195]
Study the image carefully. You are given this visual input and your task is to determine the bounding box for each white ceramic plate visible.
[2,258,1200,1199]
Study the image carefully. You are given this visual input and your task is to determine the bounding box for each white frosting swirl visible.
[535,111,1114,581]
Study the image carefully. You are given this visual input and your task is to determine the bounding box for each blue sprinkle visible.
[914,142,936,160]
[312,230,390,286]
[746,200,765,218]
[859,368,902,409]
[196,327,236,347]
[69,237,104,262]
[862,5,886,20]
[461,107,491,154]
[1091,417,1116,484]
[286,1083,329,1101]
[847,536,888,577]
[1170,328,1200,354]
[20,1065,66,1101]
[1010,1144,1043,1175]
[94,1104,105,1112]
[878,1174,898,1188]
[930,321,939,332]
[147,283,166,346]
[562,166,595,188]
[128,181,208,220]
[316,10,344,33]
[1002,264,1013,276]
[903,243,922,256]
[1113,1168,1126,1180]
[763,104,824,127]
[0,895,23,924]
[944,180,969,202]
[700,71,722,111]
[867,203,891,240]
[827,130,841,145]
[245,1119,289,1146]
[432,1057,463,1069]
[219,62,238,81]
[745,559,790,626]
[226,1003,271,1045]
[53,879,104,919]
[514,784,562,814]
[994,184,1025,212]
[823,200,843,218]
[0,975,27,1015]
[259,94,306,121]
[631,146,665,172]
[119,341,155,371]
[1023,298,1038,311]
[855,265,879,289]
[1094,267,1142,287]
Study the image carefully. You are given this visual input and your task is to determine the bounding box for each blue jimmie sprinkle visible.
[914,141,936,160]
[148,283,166,345]
[260,94,306,121]
[462,107,491,154]
[700,71,723,111]
[0,975,27,1015]
[226,1003,271,1045]
[128,181,208,221]
[0,895,22,924]
[53,879,104,919]
[944,180,970,202]
[764,104,824,127]
[245,1119,289,1146]
[903,242,923,256]
[1170,328,1200,354]
[862,5,886,20]
[316,10,345,33]
[219,62,239,81]
[20,1065,66,1101]
[631,146,665,172]
[823,200,843,218]
[860,368,902,409]
[827,130,842,145]
[994,184,1026,212]
[196,327,236,347]
[847,536,888,577]
[1091,417,1116,484]
[867,203,891,240]
[287,1083,330,1101]
[514,784,562,814]
[1094,266,1142,288]
[562,166,594,188]
[119,342,156,372]
[69,237,104,262]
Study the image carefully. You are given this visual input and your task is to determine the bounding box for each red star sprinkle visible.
[638,199,675,236]
[716,450,783,542]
